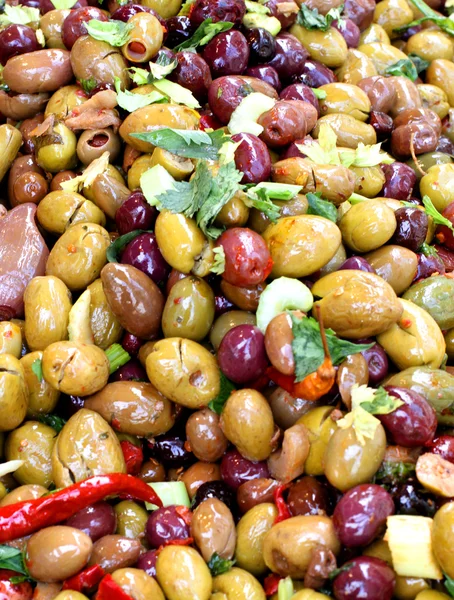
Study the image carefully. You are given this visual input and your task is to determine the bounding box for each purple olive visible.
[244,65,281,91]
[280,138,309,160]
[231,132,271,184]
[150,435,194,468]
[245,27,276,64]
[111,4,164,24]
[415,252,446,280]
[0,25,40,66]
[360,342,389,384]
[40,0,87,13]
[189,0,246,27]
[65,502,116,541]
[436,136,454,155]
[333,556,395,600]
[136,549,158,577]
[120,232,170,285]
[369,111,394,140]
[391,207,429,252]
[165,16,195,48]
[192,480,236,512]
[381,163,416,200]
[217,324,268,384]
[171,52,212,101]
[203,30,250,77]
[146,506,190,547]
[333,484,394,547]
[280,83,320,113]
[339,257,375,272]
[266,0,298,28]
[390,478,436,517]
[380,386,437,447]
[121,332,143,356]
[287,476,331,516]
[294,59,337,87]
[343,0,375,30]
[266,33,309,81]
[111,359,147,382]
[332,18,360,48]
[62,6,108,49]
[220,449,269,490]
[115,191,157,235]
[429,435,454,464]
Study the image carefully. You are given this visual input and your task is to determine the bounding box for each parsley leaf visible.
[149,53,178,80]
[106,230,148,263]
[358,386,404,414]
[373,461,416,486]
[445,574,454,598]
[85,19,132,46]
[131,128,229,160]
[0,4,39,25]
[37,414,66,433]
[244,187,281,223]
[31,358,43,382]
[174,18,234,51]
[306,193,337,222]
[408,53,430,74]
[208,373,236,414]
[0,546,31,579]
[420,242,439,258]
[423,195,454,231]
[114,77,166,112]
[210,246,226,275]
[291,315,374,381]
[208,552,235,576]
[394,0,454,37]
[296,3,344,31]
[79,77,97,94]
[385,58,418,81]
[153,79,200,109]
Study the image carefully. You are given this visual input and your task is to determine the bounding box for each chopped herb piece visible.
[208,373,236,414]
[306,192,337,222]
[208,553,236,576]
[174,18,234,51]
[38,414,66,433]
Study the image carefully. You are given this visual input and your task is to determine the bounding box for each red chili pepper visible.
[264,573,283,596]
[120,441,144,476]
[97,574,134,600]
[266,367,296,396]
[273,484,291,524]
[0,474,162,543]
[62,564,104,592]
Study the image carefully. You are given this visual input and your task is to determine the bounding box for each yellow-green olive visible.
[146,337,220,408]
[140,0,182,17]
[350,165,386,197]
[0,321,22,358]
[292,591,332,600]
[122,13,163,63]
[427,59,454,106]
[432,503,454,578]
[40,9,71,49]
[290,25,348,68]
[359,24,391,45]
[214,193,250,228]
[155,212,207,274]
[220,389,274,461]
[24,276,72,351]
[210,311,256,350]
[162,275,215,341]
[235,503,277,576]
[297,407,337,476]
[36,122,77,173]
[319,243,347,277]
[248,194,308,234]
[156,545,212,600]
[336,49,378,85]
[52,408,126,488]
[37,190,106,234]
[373,0,414,36]
[212,568,266,600]
[262,215,342,278]
[127,154,154,190]
[45,85,86,119]
[87,279,123,349]
[358,42,409,74]
[111,568,165,600]
[420,163,454,213]
[312,114,377,148]
[21,351,60,417]
[6,421,56,487]
[91,172,131,220]
[318,83,371,121]
[70,36,130,89]
[407,30,454,62]
[402,275,454,330]
[114,501,148,541]
[150,147,194,181]
[0,483,47,507]
[46,223,110,291]
[339,200,396,252]
[0,354,28,432]
[119,104,199,152]
[0,124,22,183]
[54,593,91,600]
[85,381,175,437]
[83,164,125,202]
[415,592,452,600]
[263,516,340,578]
[364,245,418,295]
[377,298,446,369]
[418,84,450,120]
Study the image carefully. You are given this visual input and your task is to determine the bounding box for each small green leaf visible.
[408,53,430,74]
[385,58,418,81]
[373,461,416,485]
[423,195,454,231]
[79,77,97,95]
[312,88,327,100]
[106,230,148,263]
[114,77,166,112]
[31,358,43,383]
[174,18,234,51]
[37,414,66,433]
[131,127,228,160]
[208,553,235,576]
[329,564,354,580]
[0,4,39,25]
[244,188,281,223]
[306,192,337,222]
[210,246,226,275]
[153,78,201,109]
[420,242,439,258]
[0,546,30,578]
[85,19,133,46]
[208,373,236,414]
[356,386,404,415]
[148,54,178,81]
[296,3,344,31]
[445,573,454,598]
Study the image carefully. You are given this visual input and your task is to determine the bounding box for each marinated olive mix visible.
[1,0,454,598]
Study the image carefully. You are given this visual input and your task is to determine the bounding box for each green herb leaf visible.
[128,66,150,86]
[408,53,430,74]
[131,127,229,160]
[50,0,78,7]
[0,546,29,577]
[339,142,394,168]
[297,122,340,165]
[149,53,178,81]
[79,77,97,95]
[329,564,354,580]
[174,18,234,51]
[208,553,236,576]
[31,358,43,383]
[357,386,404,415]
[251,182,302,200]
[306,193,337,222]
[153,78,200,109]
[291,315,374,381]
[278,577,294,600]
[106,230,147,263]
[385,58,418,81]
[296,3,344,31]
[85,19,132,46]
[0,4,39,25]
[244,187,281,223]
[312,88,327,100]
[178,0,196,15]
[394,0,454,37]
[421,242,439,258]
[37,414,66,433]
[208,373,236,414]
[423,195,454,231]
[373,461,416,485]
[210,246,226,275]
[114,77,166,112]
[445,574,454,598]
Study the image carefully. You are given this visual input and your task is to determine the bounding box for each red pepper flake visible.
[401,319,413,329]
[173,297,183,304]
[67,244,77,254]
[97,574,134,600]
[273,483,291,524]
[156,537,194,554]
[111,418,121,431]
[120,440,143,476]
[62,564,104,593]
[264,574,283,596]
[175,506,192,526]
[3,329,12,338]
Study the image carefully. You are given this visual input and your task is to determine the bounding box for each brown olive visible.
[180,462,221,498]
[237,478,280,514]
[220,280,266,311]
[139,458,166,483]
[185,408,228,463]
[191,498,236,561]
[77,128,121,166]
[264,312,295,376]
[88,535,142,573]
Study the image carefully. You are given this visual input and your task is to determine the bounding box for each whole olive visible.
[6,421,56,487]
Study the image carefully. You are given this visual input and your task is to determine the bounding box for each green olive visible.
[37,191,106,234]
[46,223,110,291]
[318,83,371,121]
[432,503,454,578]
[128,154,154,190]
[6,421,56,487]
[235,503,277,576]
[150,147,194,181]
[418,84,450,120]
[140,0,181,17]
[359,24,390,45]
[45,85,86,119]
[350,165,386,198]
[324,422,387,491]
[373,0,414,36]
[87,279,123,349]
[40,9,71,49]
[263,516,340,578]
[297,407,337,476]
[0,354,28,432]
[214,194,250,228]
[54,592,90,600]
[339,200,396,252]
[156,545,212,600]
[70,36,130,89]
[364,245,418,295]
[415,592,452,600]
[426,58,454,106]
[312,114,377,148]
[0,321,22,358]
[336,49,378,85]
[262,215,341,278]
[146,338,220,408]
[402,275,454,330]
[292,592,332,600]
[385,367,454,425]
[420,164,454,213]
[220,389,275,461]
[52,408,126,488]
[0,124,23,183]
[312,271,402,338]
[377,299,445,370]
[248,194,308,234]
[24,276,72,351]
[155,212,206,274]
[85,381,175,436]
[290,25,348,68]
[212,568,266,600]
[21,351,60,417]
[407,152,453,183]
[445,327,454,360]
[319,244,347,277]
[36,122,77,173]
[111,568,165,600]
[114,501,148,541]
[210,311,256,350]
[122,13,163,63]
[358,43,409,75]
[162,276,215,341]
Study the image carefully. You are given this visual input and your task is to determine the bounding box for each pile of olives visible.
[2,0,454,598]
